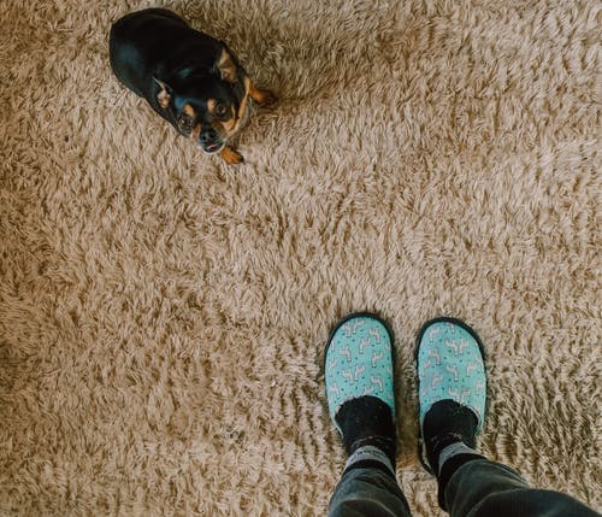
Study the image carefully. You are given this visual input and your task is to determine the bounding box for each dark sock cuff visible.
[343,459,397,479]
[348,435,396,466]
[428,433,471,475]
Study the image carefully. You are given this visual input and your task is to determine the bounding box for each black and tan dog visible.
[109,8,275,164]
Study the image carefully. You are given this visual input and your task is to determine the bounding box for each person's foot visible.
[325,313,397,466]
[416,318,487,475]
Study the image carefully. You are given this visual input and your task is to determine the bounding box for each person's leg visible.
[325,313,411,517]
[329,446,410,517]
[417,317,599,517]
[443,457,600,517]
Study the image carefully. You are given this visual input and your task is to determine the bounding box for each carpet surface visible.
[0,0,600,515]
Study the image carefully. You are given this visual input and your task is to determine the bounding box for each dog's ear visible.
[153,77,172,108]
[214,47,237,83]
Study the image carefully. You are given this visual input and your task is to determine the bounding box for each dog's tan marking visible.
[219,146,244,165]
[154,78,171,108]
[221,106,237,133]
[190,123,201,141]
[216,48,237,83]
[207,98,217,113]
[157,90,170,108]
[222,76,250,137]
[248,83,277,106]
[183,104,196,118]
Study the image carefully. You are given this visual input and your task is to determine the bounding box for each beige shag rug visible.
[1,0,600,515]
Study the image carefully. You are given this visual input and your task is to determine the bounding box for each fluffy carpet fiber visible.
[1,0,600,515]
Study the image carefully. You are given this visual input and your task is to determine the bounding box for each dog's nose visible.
[200,128,218,143]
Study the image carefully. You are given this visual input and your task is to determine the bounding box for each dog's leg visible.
[248,82,277,106]
[219,146,244,165]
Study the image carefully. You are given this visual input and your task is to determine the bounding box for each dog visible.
[109,8,275,164]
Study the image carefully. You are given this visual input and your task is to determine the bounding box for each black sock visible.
[335,396,396,467]
[423,400,478,474]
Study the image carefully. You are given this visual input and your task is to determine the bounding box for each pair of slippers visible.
[324,313,487,473]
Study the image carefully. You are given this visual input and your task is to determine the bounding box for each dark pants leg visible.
[329,466,412,517]
[444,458,599,517]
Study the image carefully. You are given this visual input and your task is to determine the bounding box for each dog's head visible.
[154,47,248,154]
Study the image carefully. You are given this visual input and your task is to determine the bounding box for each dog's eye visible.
[177,114,194,134]
[215,103,228,117]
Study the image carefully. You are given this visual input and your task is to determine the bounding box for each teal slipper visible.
[416,317,487,473]
[325,313,395,434]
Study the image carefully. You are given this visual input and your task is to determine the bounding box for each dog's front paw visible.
[250,86,277,106]
[219,146,244,165]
